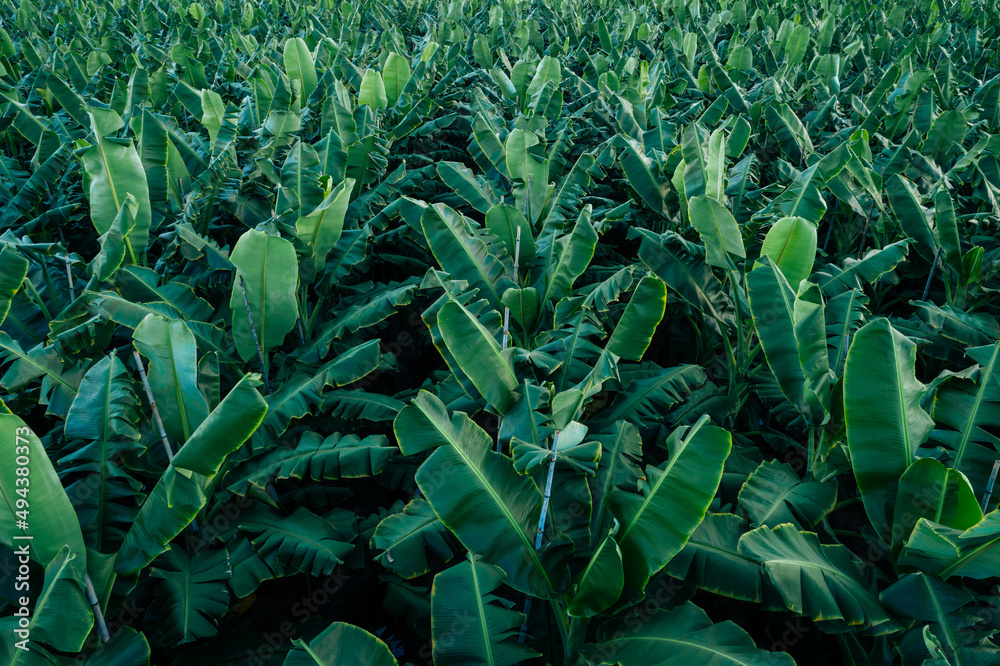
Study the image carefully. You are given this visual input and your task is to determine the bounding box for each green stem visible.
[565,615,590,664]
[807,427,815,479]
[306,293,326,337]
[847,632,871,666]
[36,255,62,312]
[727,264,746,374]
[22,277,53,320]
[551,601,569,661]
[721,329,736,395]
[835,635,859,666]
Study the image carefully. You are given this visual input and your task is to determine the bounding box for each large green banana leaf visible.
[398,391,563,597]
[583,601,795,665]
[892,458,982,550]
[739,461,837,529]
[2,546,93,657]
[794,281,832,416]
[0,413,88,580]
[381,52,410,108]
[638,233,735,334]
[283,37,317,102]
[239,506,353,578]
[421,202,515,311]
[430,557,539,666]
[62,353,142,552]
[932,342,1000,493]
[116,374,267,573]
[255,341,382,447]
[609,415,731,592]
[588,421,643,539]
[899,511,1000,579]
[739,524,899,634]
[486,203,535,264]
[83,627,150,666]
[372,498,457,579]
[605,275,667,361]
[815,240,910,296]
[619,138,670,217]
[133,313,210,443]
[844,318,935,539]
[759,216,817,288]
[505,128,548,224]
[564,522,624,618]
[438,299,519,414]
[748,259,807,413]
[170,373,268,476]
[0,246,27,326]
[115,466,207,575]
[587,364,707,431]
[664,513,774,606]
[681,123,709,200]
[887,174,937,262]
[880,573,986,666]
[278,142,324,217]
[229,229,299,363]
[539,204,598,303]
[687,195,745,268]
[437,161,499,213]
[359,69,388,109]
[80,109,152,258]
[284,622,398,666]
[295,177,355,269]
[90,195,138,284]
[227,431,394,495]
[148,545,230,645]
[764,163,828,224]
[824,288,868,376]
[0,334,82,417]
[764,103,813,163]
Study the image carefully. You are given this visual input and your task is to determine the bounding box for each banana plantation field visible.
[3,0,1000,663]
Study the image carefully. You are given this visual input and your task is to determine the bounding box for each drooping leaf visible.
[739,461,837,529]
[373,498,457,579]
[739,524,900,634]
[148,545,231,645]
[133,314,209,442]
[584,601,795,665]
[609,415,731,592]
[438,299,518,414]
[284,622,398,666]
[80,109,152,258]
[170,374,268,476]
[431,557,539,666]
[687,195,745,268]
[400,391,563,597]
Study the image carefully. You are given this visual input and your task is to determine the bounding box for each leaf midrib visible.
[952,341,999,469]
[618,417,708,544]
[423,411,552,592]
[923,575,966,666]
[607,631,769,665]
[469,559,496,666]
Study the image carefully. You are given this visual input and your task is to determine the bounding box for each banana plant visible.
[1,0,999,664]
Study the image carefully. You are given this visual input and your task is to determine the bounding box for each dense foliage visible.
[1,0,1000,663]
